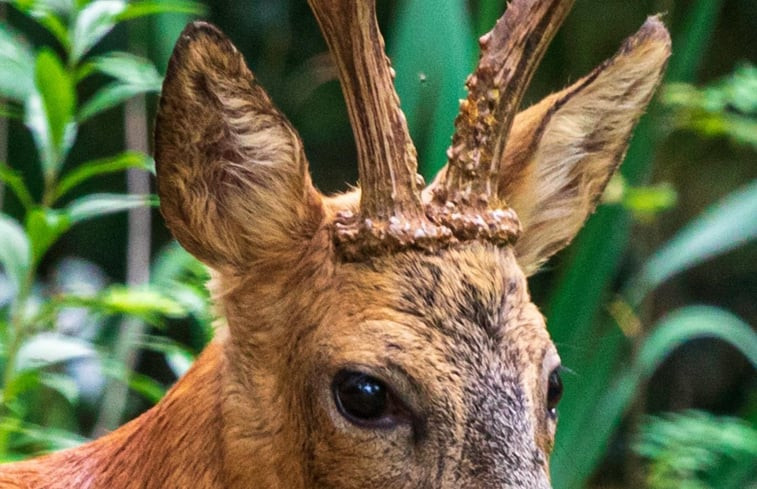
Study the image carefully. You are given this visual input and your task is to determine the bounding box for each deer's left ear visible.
[494,17,670,274]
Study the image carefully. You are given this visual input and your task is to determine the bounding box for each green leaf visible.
[603,176,679,218]
[623,182,678,217]
[25,207,71,263]
[26,49,77,176]
[0,417,87,452]
[8,0,74,18]
[78,82,151,122]
[38,13,71,49]
[65,193,157,224]
[55,151,152,201]
[390,0,474,176]
[636,411,757,489]
[549,4,726,486]
[70,0,127,64]
[0,162,35,210]
[150,242,212,331]
[4,1,71,48]
[630,180,757,304]
[118,0,205,21]
[60,284,188,325]
[559,306,757,489]
[90,52,162,87]
[663,64,757,148]
[151,241,208,287]
[0,22,35,101]
[15,332,97,371]
[78,53,163,121]
[97,284,187,321]
[0,213,31,294]
[39,372,80,405]
[0,369,41,412]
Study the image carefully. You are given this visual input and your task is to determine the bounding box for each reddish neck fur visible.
[0,344,238,489]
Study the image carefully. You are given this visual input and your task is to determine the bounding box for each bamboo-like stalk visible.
[92,25,152,435]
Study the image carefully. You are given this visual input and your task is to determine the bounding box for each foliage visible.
[391,1,754,488]
[635,411,757,489]
[663,63,757,149]
[0,0,203,459]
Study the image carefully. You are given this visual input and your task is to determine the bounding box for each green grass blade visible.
[558,306,757,489]
[666,0,723,84]
[630,180,757,304]
[549,1,726,487]
[389,0,474,177]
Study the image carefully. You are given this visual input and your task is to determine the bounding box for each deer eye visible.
[333,370,395,426]
[546,368,563,418]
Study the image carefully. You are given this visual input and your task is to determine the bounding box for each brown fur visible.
[0,8,670,489]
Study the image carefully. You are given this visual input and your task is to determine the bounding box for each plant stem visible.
[0,265,35,454]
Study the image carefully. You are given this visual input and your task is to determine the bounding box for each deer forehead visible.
[213,240,550,377]
[304,244,552,392]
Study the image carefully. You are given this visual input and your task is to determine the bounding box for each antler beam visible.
[431,0,574,240]
[309,0,451,259]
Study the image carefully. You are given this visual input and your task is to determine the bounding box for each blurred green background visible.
[0,1,755,488]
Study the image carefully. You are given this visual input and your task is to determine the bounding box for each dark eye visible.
[546,368,563,418]
[333,370,393,426]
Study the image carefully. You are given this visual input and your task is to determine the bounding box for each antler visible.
[430,0,575,242]
[308,0,451,259]
[310,0,576,259]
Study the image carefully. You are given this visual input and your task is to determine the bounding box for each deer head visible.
[154,0,670,487]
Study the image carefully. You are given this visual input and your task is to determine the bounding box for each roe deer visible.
[0,0,670,487]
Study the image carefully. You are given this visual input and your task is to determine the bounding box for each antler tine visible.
[434,0,574,229]
[308,0,450,259]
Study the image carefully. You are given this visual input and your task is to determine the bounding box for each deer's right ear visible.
[155,22,323,270]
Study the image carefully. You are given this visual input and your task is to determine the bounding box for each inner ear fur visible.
[155,22,323,270]
[492,17,670,275]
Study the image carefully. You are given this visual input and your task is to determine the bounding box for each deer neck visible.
[2,341,298,489]
[100,340,303,489]
[84,342,231,488]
